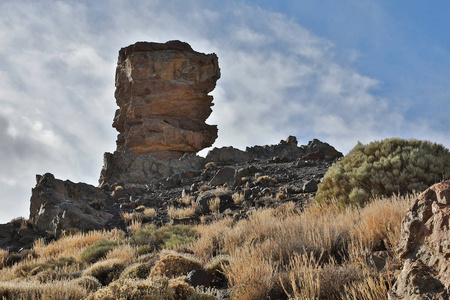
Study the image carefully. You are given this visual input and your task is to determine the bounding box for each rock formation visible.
[205,136,342,165]
[113,40,220,158]
[30,173,114,236]
[389,180,450,299]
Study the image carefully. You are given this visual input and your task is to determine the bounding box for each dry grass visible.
[0,280,86,299]
[143,208,157,219]
[178,194,195,206]
[167,206,197,220]
[352,193,415,250]
[122,212,143,224]
[224,246,277,300]
[31,229,124,260]
[205,162,216,169]
[0,193,413,299]
[232,192,244,205]
[190,194,412,299]
[208,197,221,213]
[0,249,8,269]
[128,219,142,234]
[104,244,137,262]
[199,185,212,193]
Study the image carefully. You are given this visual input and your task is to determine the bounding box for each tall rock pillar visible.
[99,41,220,187]
[113,40,220,158]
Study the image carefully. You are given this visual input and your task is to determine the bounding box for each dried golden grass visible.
[232,192,244,205]
[143,208,157,219]
[0,249,8,269]
[208,197,220,213]
[178,195,195,206]
[122,212,143,224]
[32,229,124,260]
[191,194,412,299]
[104,244,137,262]
[0,193,412,300]
[128,219,142,234]
[224,246,277,300]
[167,206,197,220]
[352,193,415,250]
[0,280,86,300]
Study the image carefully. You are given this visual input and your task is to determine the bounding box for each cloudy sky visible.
[0,0,449,223]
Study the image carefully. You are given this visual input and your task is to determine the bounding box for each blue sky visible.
[0,0,449,223]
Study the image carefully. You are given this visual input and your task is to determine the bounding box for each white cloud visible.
[0,0,447,223]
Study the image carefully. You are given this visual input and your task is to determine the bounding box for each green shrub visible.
[81,239,118,263]
[131,224,198,252]
[72,275,101,292]
[187,293,218,300]
[315,138,450,207]
[120,263,153,280]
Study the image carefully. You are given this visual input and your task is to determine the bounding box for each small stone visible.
[303,179,319,193]
[186,269,210,287]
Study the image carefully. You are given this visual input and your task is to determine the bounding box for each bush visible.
[81,240,118,263]
[85,277,176,300]
[131,224,198,252]
[17,256,79,277]
[83,258,127,285]
[315,138,450,207]
[120,263,153,280]
[150,252,202,278]
[72,275,102,292]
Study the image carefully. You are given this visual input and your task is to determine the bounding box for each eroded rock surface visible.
[113,40,220,158]
[389,181,450,299]
[99,151,205,188]
[30,173,114,236]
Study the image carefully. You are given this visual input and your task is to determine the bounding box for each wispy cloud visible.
[0,0,448,223]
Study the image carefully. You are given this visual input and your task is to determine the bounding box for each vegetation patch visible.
[315,138,450,207]
[81,239,118,263]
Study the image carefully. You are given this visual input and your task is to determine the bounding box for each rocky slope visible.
[0,136,342,252]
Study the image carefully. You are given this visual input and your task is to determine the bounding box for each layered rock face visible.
[389,181,450,299]
[113,40,220,158]
[30,173,114,236]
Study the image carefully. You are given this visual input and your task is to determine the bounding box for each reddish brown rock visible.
[389,181,450,299]
[113,40,220,158]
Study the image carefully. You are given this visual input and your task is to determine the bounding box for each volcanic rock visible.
[113,40,220,158]
[99,151,205,187]
[30,173,114,236]
[389,180,450,299]
[205,136,342,164]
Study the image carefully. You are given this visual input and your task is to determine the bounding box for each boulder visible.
[303,179,319,193]
[30,173,114,236]
[113,40,220,158]
[0,221,43,252]
[205,146,250,165]
[389,180,450,299]
[209,167,236,187]
[301,139,343,160]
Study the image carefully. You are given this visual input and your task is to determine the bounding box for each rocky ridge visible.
[0,136,342,252]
